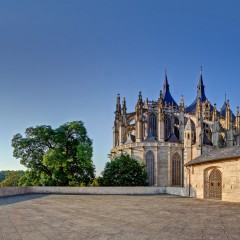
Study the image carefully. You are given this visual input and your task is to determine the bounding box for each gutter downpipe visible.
[186,166,191,197]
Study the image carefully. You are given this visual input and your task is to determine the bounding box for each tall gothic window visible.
[146,151,155,186]
[174,117,179,139]
[165,117,172,140]
[172,153,181,186]
[148,112,157,137]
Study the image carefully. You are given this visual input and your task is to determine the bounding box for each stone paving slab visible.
[0,194,240,240]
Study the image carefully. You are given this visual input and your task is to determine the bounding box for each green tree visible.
[0,171,24,187]
[12,121,95,186]
[99,154,148,186]
[0,171,7,182]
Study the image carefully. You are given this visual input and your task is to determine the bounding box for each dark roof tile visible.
[185,145,240,166]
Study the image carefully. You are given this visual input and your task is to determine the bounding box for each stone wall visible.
[29,186,163,195]
[165,186,188,197]
[0,187,30,197]
[0,186,188,197]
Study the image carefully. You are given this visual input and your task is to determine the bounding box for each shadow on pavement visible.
[0,194,49,206]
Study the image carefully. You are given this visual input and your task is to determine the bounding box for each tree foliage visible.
[99,154,148,186]
[0,171,24,187]
[0,171,8,182]
[12,121,95,186]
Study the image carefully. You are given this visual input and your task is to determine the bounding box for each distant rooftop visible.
[185,145,240,166]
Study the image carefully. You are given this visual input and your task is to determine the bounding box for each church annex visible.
[110,67,240,201]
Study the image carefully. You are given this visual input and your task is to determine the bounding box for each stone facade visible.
[110,67,240,190]
[186,146,240,202]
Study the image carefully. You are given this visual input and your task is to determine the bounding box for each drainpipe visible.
[186,166,191,197]
[181,148,184,187]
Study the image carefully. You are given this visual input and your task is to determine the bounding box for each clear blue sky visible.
[0,0,240,174]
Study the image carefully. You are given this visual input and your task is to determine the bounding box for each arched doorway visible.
[205,168,222,200]
[146,151,155,186]
[172,153,182,186]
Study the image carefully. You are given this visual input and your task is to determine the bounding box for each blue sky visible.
[0,0,240,174]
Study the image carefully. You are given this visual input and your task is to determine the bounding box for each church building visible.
[110,67,240,201]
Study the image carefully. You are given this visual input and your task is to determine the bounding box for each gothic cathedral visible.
[110,68,240,187]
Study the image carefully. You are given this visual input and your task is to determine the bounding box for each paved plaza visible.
[0,194,240,240]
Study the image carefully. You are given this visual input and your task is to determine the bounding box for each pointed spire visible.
[198,66,204,90]
[163,68,169,94]
[236,107,240,135]
[225,99,231,129]
[115,93,121,120]
[138,91,143,104]
[162,69,178,106]
[187,67,208,113]
[180,95,184,111]
[198,66,203,85]
[116,93,121,113]
[213,103,217,121]
[180,95,184,105]
[122,97,127,115]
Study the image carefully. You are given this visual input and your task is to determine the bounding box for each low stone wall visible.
[29,186,162,195]
[0,186,188,198]
[165,187,188,196]
[0,187,30,197]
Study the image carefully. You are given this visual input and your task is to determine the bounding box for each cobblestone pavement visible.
[0,194,240,240]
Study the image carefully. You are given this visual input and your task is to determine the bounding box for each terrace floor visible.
[0,194,240,239]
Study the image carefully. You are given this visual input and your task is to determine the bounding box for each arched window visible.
[148,112,157,137]
[146,151,155,186]
[172,153,181,186]
[165,117,172,140]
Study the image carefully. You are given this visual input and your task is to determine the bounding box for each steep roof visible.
[220,101,236,121]
[187,68,213,113]
[162,71,178,106]
[167,133,181,143]
[185,145,240,166]
[144,130,157,142]
[125,134,134,144]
